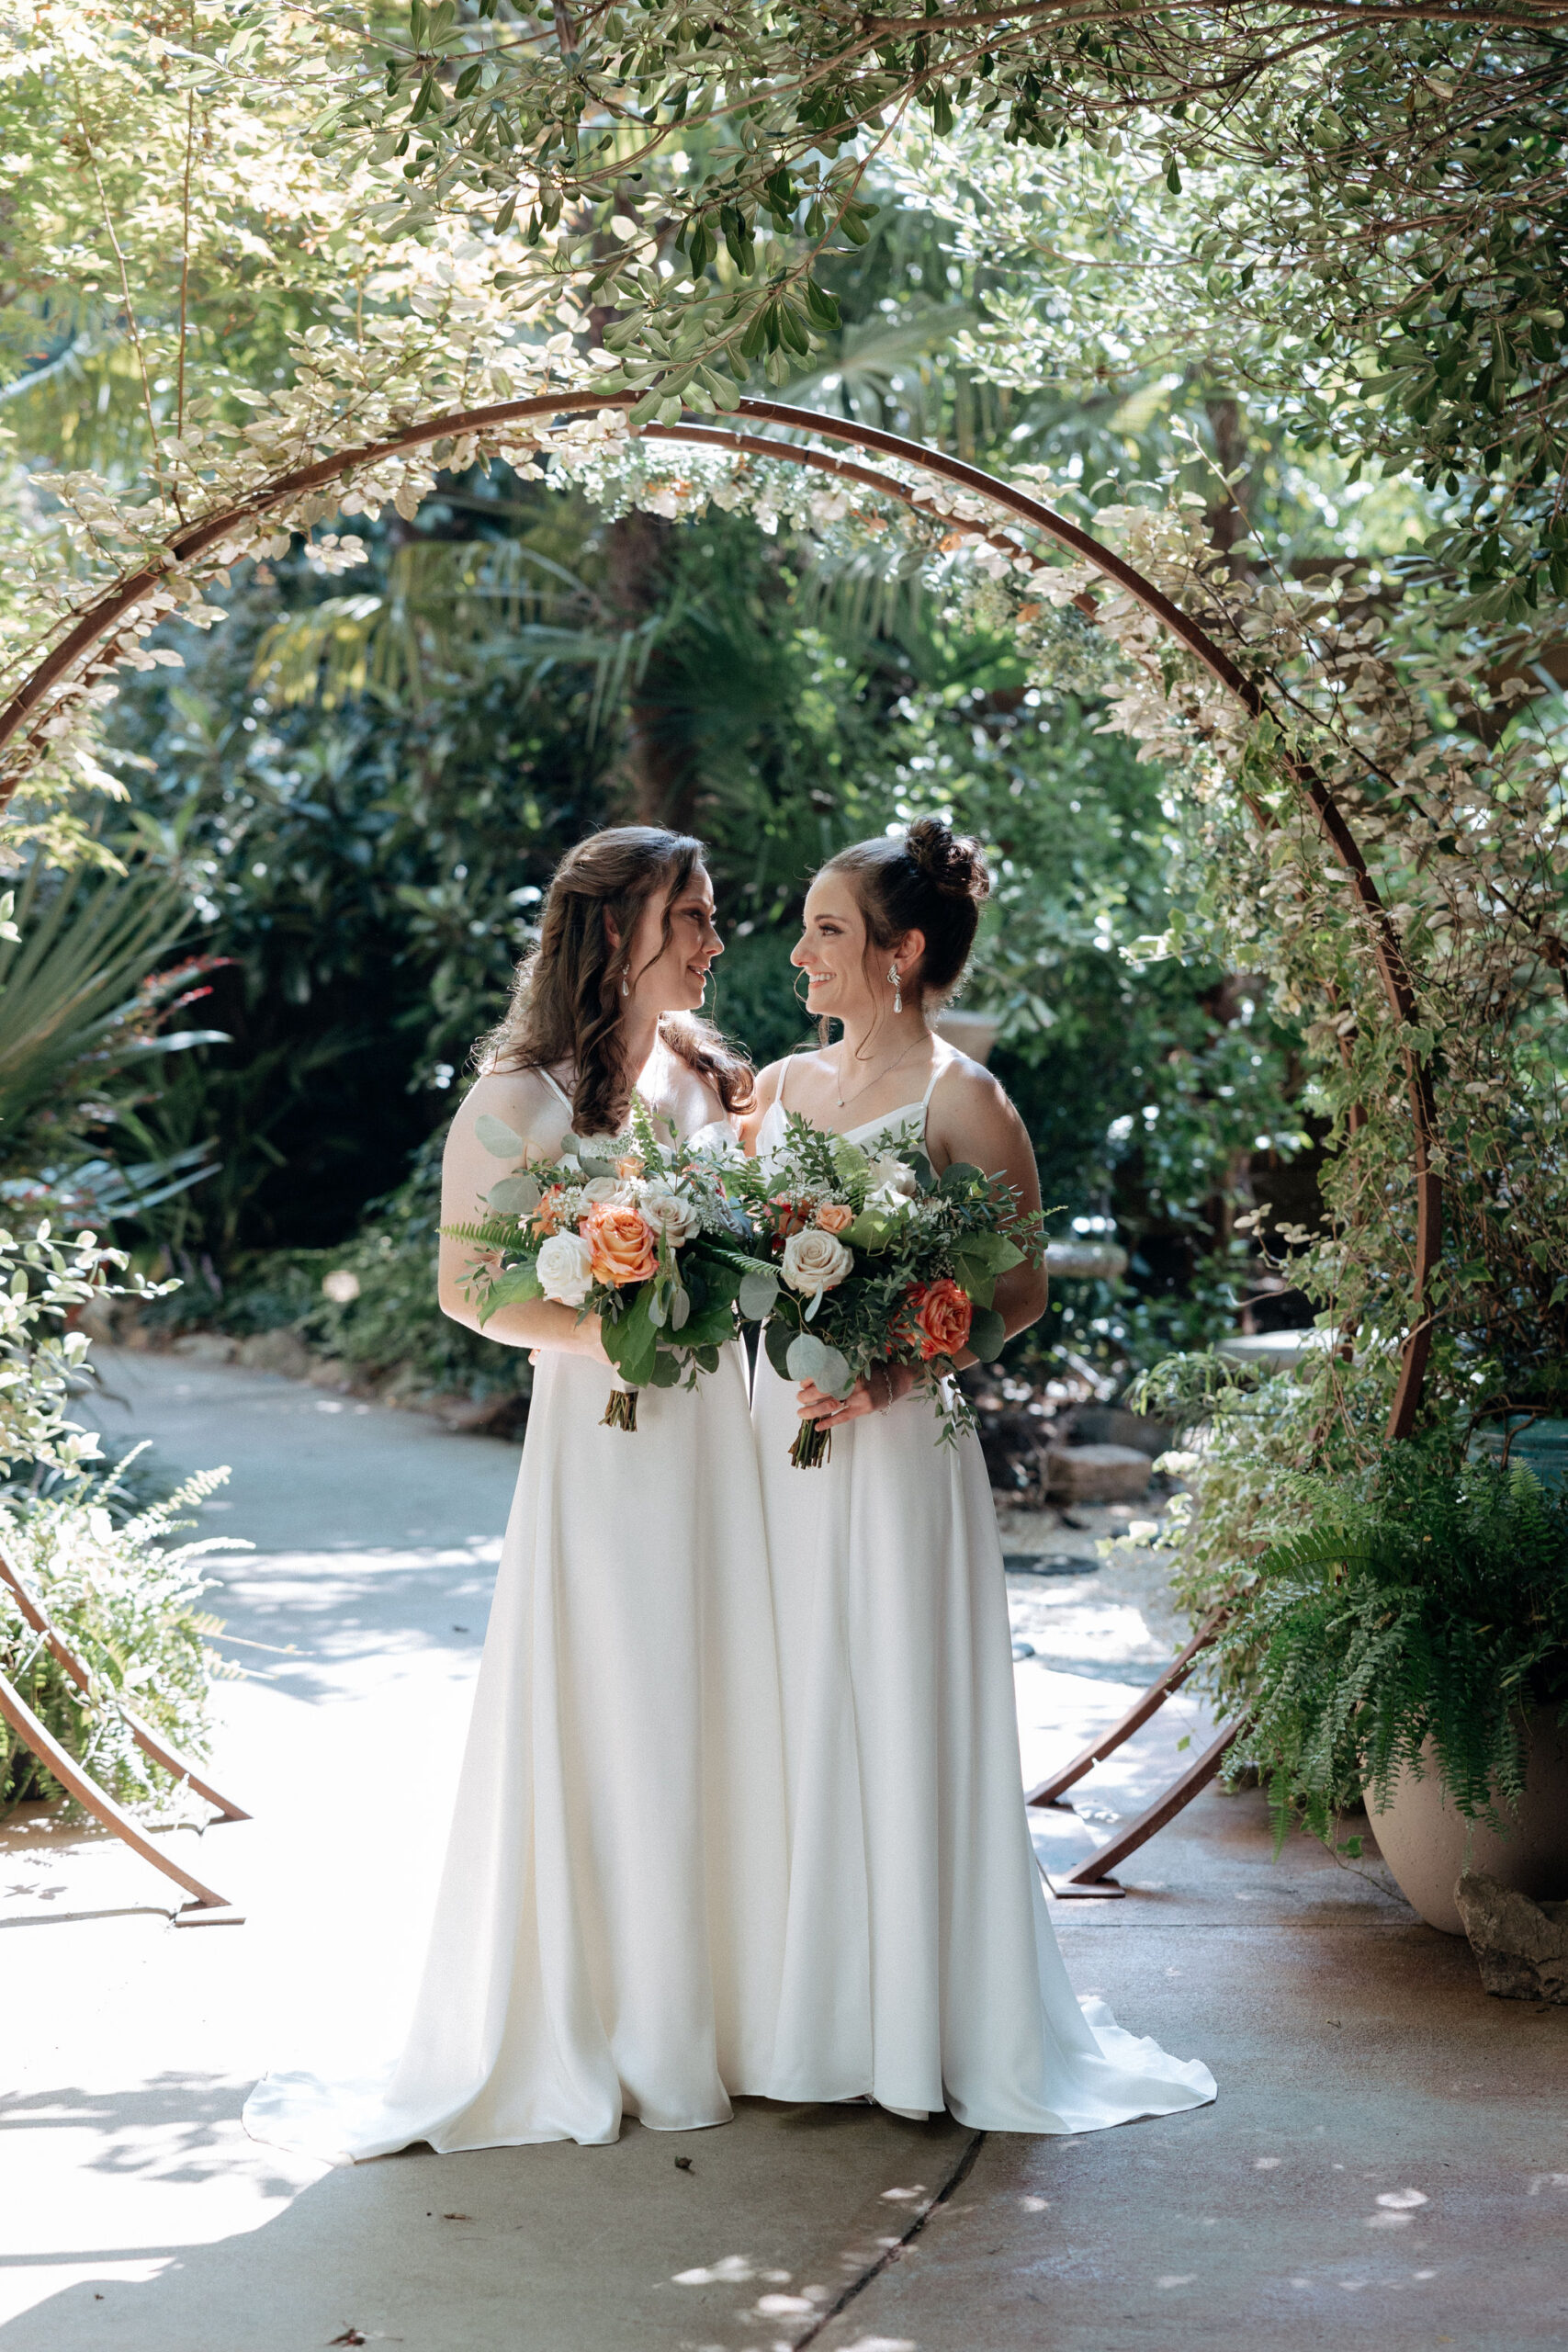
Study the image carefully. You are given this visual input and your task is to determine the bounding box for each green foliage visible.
[258,1133,534,1408]
[0,1454,241,1812]
[1125,1348,1397,1723]
[1213,1438,1568,1849]
[0,1219,169,1483]
[0,1221,230,1813]
[0,860,220,1173]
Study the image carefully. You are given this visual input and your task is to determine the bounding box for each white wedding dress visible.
[750,1053,1215,2132]
[244,1045,789,2158]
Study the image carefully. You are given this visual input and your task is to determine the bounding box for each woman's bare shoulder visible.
[755,1047,829,1104]
[933,1049,1013,1117]
[449,1065,568,1149]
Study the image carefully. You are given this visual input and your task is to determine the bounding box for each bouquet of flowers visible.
[444,1102,758,1430]
[732,1112,1047,1466]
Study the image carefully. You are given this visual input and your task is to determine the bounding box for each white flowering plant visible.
[440,1102,760,1430]
[732,1112,1047,1467]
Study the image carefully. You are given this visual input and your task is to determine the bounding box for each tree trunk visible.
[603,508,700,831]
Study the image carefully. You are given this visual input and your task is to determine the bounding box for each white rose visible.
[536,1231,594,1307]
[863,1155,918,1198]
[864,1182,916,1216]
[639,1187,701,1244]
[685,1120,742,1162]
[780,1227,854,1297]
[579,1174,626,1206]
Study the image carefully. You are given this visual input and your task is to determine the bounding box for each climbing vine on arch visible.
[1,3,1564,1447]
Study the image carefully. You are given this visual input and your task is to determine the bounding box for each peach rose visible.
[582,1201,659,1287]
[533,1185,567,1237]
[816,1202,854,1235]
[904,1278,973,1363]
[615,1152,645,1180]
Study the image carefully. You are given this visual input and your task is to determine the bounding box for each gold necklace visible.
[832,1033,929,1114]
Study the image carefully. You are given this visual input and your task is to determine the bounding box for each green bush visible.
[1210,1437,1568,1849]
[230,1130,535,1407]
[0,1221,233,1814]
[1,1454,242,1811]
[1125,1347,1397,1721]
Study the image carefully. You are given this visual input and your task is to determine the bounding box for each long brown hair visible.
[479,825,753,1136]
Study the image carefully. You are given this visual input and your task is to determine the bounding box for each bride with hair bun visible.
[745,816,1215,2133]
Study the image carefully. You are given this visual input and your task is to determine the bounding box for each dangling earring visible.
[620,973,629,999]
[887,962,902,1015]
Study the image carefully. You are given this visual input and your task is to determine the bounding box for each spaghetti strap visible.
[536,1065,574,1116]
[919,1046,951,1111]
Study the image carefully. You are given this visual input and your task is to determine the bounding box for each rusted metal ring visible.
[0,389,1438,1433]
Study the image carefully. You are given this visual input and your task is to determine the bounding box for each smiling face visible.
[623,861,723,1016]
[792,874,929,1027]
[791,875,881,1024]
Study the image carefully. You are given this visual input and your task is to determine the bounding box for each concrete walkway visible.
[2,1353,1564,2349]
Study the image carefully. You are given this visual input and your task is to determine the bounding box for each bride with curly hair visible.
[246,826,787,2158]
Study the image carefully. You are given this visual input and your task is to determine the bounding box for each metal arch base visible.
[0,1541,245,1918]
[1026,1614,1245,1900]
[0,1542,249,1821]
[0,1668,239,1917]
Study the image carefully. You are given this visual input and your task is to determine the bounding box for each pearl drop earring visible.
[887,962,902,1015]
[621,973,629,999]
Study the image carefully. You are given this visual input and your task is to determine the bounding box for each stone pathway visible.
[2,1351,1563,2350]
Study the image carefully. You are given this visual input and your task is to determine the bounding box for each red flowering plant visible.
[733,1112,1048,1467]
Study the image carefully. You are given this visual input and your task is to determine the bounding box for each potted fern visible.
[1214,1432,1568,1933]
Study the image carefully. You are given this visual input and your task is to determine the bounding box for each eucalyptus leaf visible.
[475,1114,525,1159]
[604,1289,659,1385]
[967,1306,1007,1363]
[485,1172,541,1216]
[739,1266,781,1320]
[785,1332,829,1383]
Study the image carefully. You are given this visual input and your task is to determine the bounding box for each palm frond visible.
[0,863,196,1148]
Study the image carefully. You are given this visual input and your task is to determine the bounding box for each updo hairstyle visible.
[479,824,753,1136]
[820,816,990,1003]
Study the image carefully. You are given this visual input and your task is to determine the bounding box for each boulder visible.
[169,1331,237,1364]
[1043,1442,1152,1504]
[236,1329,314,1380]
[1455,1871,1568,2002]
[1067,1404,1175,1459]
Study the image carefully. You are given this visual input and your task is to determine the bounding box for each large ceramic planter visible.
[1366,1713,1568,1935]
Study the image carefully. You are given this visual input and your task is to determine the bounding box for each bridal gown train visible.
[244,1046,789,2158]
[750,1054,1215,2132]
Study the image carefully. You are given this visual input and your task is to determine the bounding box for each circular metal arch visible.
[0,390,1438,1433]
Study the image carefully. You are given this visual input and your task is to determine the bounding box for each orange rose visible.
[615,1152,645,1180]
[904,1278,973,1363]
[533,1186,567,1237]
[582,1201,659,1287]
[816,1202,854,1235]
